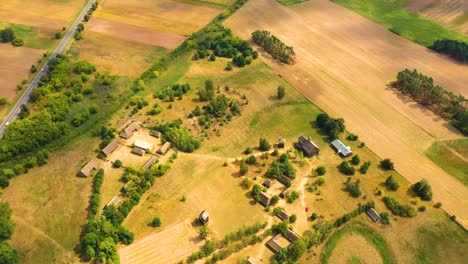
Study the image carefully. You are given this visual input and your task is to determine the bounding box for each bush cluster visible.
[338,161,355,175]
[154,121,201,153]
[251,30,295,64]
[265,154,296,180]
[383,196,416,217]
[345,178,361,197]
[316,113,345,139]
[154,83,190,101]
[412,180,433,201]
[431,39,468,63]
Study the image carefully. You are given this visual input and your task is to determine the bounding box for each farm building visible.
[100,140,119,158]
[134,140,153,151]
[157,142,171,155]
[259,192,271,207]
[276,210,289,221]
[262,179,272,188]
[280,188,290,198]
[330,139,353,157]
[199,210,209,224]
[278,138,286,148]
[278,175,291,187]
[142,156,157,170]
[366,208,382,223]
[119,122,140,139]
[78,160,99,177]
[266,234,283,253]
[131,147,146,156]
[297,136,320,157]
[247,256,256,264]
[284,228,300,242]
[150,131,162,138]
[106,196,120,208]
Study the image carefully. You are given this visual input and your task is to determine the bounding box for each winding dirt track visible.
[225,0,468,227]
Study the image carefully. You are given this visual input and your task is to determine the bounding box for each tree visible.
[287,238,307,261]
[239,161,248,176]
[0,243,19,264]
[0,97,7,106]
[385,175,400,191]
[113,160,122,168]
[338,161,355,175]
[198,80,215,101]
[199,225,208,239]
[244,147,253,154]
[345,178,361,197]
[351,155,360,165]
[412,180,433,201]
[380,159,394,170]
[259,137,271,151]
[289,214,297,223]
[287,190,300,203]
[0,202,15,240]
[277,85,285,100]
[30,65,37,73]
[152,216,161,227]
[0,28,15,43]
[54,32,62,39]
[11,38,23,47]
[245,155,256,165]
[359,161,371,174]
[315,166,326,176]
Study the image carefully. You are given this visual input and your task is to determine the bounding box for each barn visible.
[330,139,353,157]
[297,136,320,157]
[78,160,99,177]
[119,122,140,139]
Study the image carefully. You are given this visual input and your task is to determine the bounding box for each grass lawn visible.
[320,221,396,264]
[331,0,468,47]
[425,139,468,187]
[0,20,57,50]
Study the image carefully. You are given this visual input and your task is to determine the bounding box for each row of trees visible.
[74,1,99,40]
[393,69,467,135]
[154,83,191,102]
[431,39,468,63]
[316,113,346,139]
[383,196,416,217]
[0,202,19,264]
[251,30,295,64]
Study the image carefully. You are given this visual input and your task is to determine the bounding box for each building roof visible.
[101,140,119,157]
[297,136,320,156]
[134,140,153,150]
[119,122,140,139]
[266,234,283,253]
[247,256,256,264]
[278,175,291,186]
[106,196,120,208]
[331,139,353,157]
[142,156,157,170]
[157,142,171,154]
[262,179,272,188]
[276,210,289,221]
[131,147,146,156]
[259,192,271,207]
[280,188,290,198]
[199,210,209,221]
[284,228,300,242]
[78,160,99,177]
[150,131,162,138]
[366,208,382,223]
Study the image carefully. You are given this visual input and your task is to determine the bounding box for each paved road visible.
[0,0,96,138]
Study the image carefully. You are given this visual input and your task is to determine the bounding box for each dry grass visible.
[225,0,468,228]
[95,0,222,36]
[328,233,382,264]
[0,0,86,29]
[69,31,169,77]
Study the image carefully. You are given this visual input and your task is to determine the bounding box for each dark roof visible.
[78,160,99,177]
[263,179,272,188]
[259,192,271,207]
[284,229,300,242]
[280,188,290,198]
[142,156,157,170]
[150,131,162,138]
[101,140,119,157]
[366,208,382,223]
[276,210,289,221]
[131,147,146,156]
[278,175,291,186]
[119,122,140,139]
[266,234,283,253]
[297,136,320,157]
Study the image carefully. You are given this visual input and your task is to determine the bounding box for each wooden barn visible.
[78,160,99,177]
[99,140,119,158]
[119,122,140,139]
[297,136,320,157]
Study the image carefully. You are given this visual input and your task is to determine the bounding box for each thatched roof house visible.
[284,228,300,242]
[157,142,171,155]
[150,131,162,138]
[142,156,157,170]
[262,179,272,188]
[266,234,283,253]
[100,140,119,158]
[131,147,146,156]
[247,256,257,264]
[78,160,99,177]
[119,122,140,139]
[278,175,291,187]
[276,210,290,221]
[297,136,320,157]
[259,192,271,207]
[280,188,290,199]
[278,138,286,148]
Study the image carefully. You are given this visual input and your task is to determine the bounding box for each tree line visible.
[431,39,468,63]
[251,30,295,64]
[316,113,346,139]
[0,202,18,264]
[393,69,467,135]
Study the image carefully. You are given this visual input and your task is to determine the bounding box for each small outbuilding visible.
[277,175,291,187]
[330,139,353,157]
[100,140,119,158]
[259,192,271,207]
[131,147,146,156]
[150,131,162,138]
[266,234,283,253]
[284,228,300,242]
[366,208,382,223]
[262,179,272,188]
[279,188,290,199]
[297,136,320,157]
[78,160,99,177]
[278,138,286,148]
[157,142,171,155]
[142,156,157,170]
[276,210,290,221]
[106,196,120,208]
[199,210,209,224]
[119,122,140,139]
[247,256,257,264]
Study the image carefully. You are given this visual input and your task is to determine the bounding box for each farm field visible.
[225,0,468,228]
[93,0,224,36]
[68,30,169,77]
[406,0,468,34]
[0,21,58,50]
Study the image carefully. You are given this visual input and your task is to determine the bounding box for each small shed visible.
[150,131,162,138]
[330,139,353,157]
[142,156,157,170]
[78,160,99,177]
[297,136,320,157]
[278,138,286,148]
[280,188,290,199]
[106,196,120,208]
[131,147,146,156]
[276,210,290,221]
[100,140,119,158]
[157,142,171,155]
[262,179,272,188]
[366,208,382,223]
[277,175,291,187]
[199,210,209,224]
[284,228,300,242]
[247,256,257,264]
[266,234,283,253]
[119,122,140,139]
[259,192,271,207]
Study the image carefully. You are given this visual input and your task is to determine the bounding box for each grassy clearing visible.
[320,221,396,264]
[0,20,57,50]
[331,0,468,47]
[425,139,468,186]
[276,0,309,5]
[416,217,468,263]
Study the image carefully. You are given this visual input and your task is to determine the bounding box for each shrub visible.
[345,178,361,197]
[380,212,390,225]
[11,38,24,47]
[287,190,300,203]
[434,202,442,208]
[380,159,394,170]
[316,176,326,186]
[113,160,122,168]
[383,196,416,217]
[270,195,279,205]
[259,137,271,151]
[289,214,297,223]
[338,161,355,175]
[412,180,433,201]
[315,166,326,176]
[240,161,248,176]
[418,206,426,212]
[277,85,285,99]
[359,161,371,174]
[351,155,360,165]
[0,28,15,43]
[0,97,7,106]
[245,155,256,165]
[244,147,253,154]
[384,175,399,191]
[346,134,358,141]
[152,216,161,227]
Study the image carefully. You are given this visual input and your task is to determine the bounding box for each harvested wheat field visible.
[226,0,468,227]
[0,0,86,29]
[407,0,468,34]
[86,17,185,49]
[94,0,223,36]
[119,220,203,264]
[0,45,42,99]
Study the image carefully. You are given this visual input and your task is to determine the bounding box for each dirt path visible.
[225,0,468,228]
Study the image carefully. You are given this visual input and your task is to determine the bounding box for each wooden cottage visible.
[119,122,140,139]
[276,210,290,221]
[150,131,162,138]
[259,192,271,207]
[106,196,120,208]
[284,228,300,242]
[131,147,146,156]
[247,256,257,264]
[100,140,119,158]
[297,136,320,157]
[262,179,272,188]
[157,142,171,155]
[78,160,99,177]
[278,138,286,148]
[266,234,283,253]
[142,156,157,170]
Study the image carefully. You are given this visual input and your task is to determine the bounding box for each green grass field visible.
[320,221,397,264]
[425,139,468,187]
[331,0,468,47]
[0,20,57,50]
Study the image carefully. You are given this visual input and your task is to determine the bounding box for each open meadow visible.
[225,0,468,228]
